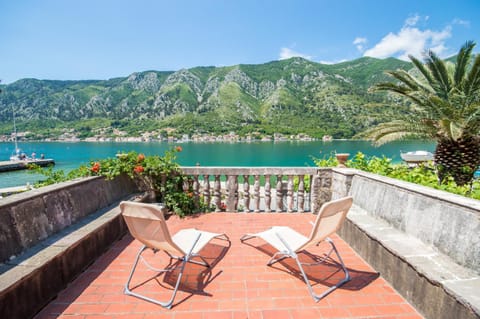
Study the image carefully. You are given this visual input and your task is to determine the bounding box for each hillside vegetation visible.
[0,57,413,139]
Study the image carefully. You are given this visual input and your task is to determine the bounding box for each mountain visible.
[0,57,413,139]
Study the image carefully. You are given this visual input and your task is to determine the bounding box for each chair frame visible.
[121,201,229,309]
[240,196,353,302]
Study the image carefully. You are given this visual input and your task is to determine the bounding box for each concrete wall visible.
[332,168,480,319]
[0,175,137,264]
[0,175,138,319]
[340,170,480,271]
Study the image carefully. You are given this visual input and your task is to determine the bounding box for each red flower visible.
[133,165,144,174]
[175,146,182,152]
[137,153,145,162]
[91,162,100,173]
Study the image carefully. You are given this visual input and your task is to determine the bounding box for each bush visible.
[88,147,207,217]
[313,152,480,199]
[33,147,206,217]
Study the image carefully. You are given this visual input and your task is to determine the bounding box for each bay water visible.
[0,140,434,188]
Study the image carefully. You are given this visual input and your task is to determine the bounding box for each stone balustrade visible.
[181,167,331,213]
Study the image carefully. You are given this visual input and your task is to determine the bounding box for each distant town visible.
[0,130,329,143]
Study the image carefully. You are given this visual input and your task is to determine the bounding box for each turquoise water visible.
[0,140,435,188]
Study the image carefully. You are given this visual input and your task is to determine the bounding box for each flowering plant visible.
[89,147,201,217]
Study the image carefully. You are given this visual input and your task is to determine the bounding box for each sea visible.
[0,140,435,189]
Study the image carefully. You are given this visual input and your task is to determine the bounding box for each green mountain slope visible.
[0,57,413,139]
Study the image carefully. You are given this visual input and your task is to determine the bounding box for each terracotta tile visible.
[262,309,292,319]
[33,213,422,319]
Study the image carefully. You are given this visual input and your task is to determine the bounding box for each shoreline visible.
[0,138,365,144]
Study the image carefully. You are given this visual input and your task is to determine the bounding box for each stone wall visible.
[0,175,138,319]
[346,170,479,271]
[332,168,480,319]
[0,175,137,264]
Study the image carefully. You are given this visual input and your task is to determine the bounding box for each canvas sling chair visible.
[120,201,230,309]
[240,196,353,302]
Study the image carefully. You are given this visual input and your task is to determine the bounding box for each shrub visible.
[88,148,206,217]
[32,147,206,217]
[313,152,480,199]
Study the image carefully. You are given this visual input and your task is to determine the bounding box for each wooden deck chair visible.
[240,196,353,302]
[120,201,230,309]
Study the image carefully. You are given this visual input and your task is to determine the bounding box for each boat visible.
[9,110,23,161]
[3,110,55,169]
[400,150,434,163]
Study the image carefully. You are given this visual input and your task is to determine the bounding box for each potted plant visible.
[90,146,201,217]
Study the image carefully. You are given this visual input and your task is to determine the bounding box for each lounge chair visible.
[120,201,230,309]
[240,196,353,301]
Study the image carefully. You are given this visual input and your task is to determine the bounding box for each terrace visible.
[0,167,479,319]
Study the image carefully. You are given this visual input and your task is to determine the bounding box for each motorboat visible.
[400,150,434,163]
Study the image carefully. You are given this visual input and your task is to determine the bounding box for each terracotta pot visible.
[335,153,350,168]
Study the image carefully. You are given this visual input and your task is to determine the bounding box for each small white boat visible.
[400,150,434,163]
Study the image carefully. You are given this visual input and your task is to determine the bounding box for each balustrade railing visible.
[181,167,322,213]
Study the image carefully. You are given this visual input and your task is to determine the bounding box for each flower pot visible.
[336,153,350,168]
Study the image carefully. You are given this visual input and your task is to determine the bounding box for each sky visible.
[1,0,479,84]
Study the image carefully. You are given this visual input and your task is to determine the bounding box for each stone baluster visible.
[253,175,260,212]
[213,175,222,212]
[203,175,210,208]
[226,175,238,212]
[243,175,250,212]
[297,175,305,213]
[192,175,199,208]
[310,174,320,213]
[287,175,294,213]
[276,175,283,212]
[264,175,271,212]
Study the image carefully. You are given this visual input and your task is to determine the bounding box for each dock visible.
[0,159,55,172]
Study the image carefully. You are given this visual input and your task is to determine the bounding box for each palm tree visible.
[362,41,480,186]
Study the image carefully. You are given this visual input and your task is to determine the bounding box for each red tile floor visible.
[35,213,423,319]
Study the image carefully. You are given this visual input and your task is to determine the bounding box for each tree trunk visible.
[434,136,480,186]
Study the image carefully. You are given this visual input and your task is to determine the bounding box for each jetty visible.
[0,159,55,172]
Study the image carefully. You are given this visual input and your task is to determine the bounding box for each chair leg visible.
[124,244,188,309]
[240,233,256,242]
[296,239,350,302]
[267,251,289,266]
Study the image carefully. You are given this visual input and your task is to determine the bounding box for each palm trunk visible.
[434,137,480,186]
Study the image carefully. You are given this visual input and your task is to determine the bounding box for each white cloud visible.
[452,18,470,27]
[279,47,312,60]
[353,37,367,52]
[405,14,421,27]
[363,15,452,60]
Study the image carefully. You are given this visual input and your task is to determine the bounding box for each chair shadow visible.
[129,239,231,308]
[246,242,379,292]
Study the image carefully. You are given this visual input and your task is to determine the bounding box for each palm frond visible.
[427,95,455,119]
[372,82,428,107]
[425,50,452,99]
[409,55,436,88]
[386,69,433,94]
[372,82,411,95]
[465,54,480,97]
[464,102,480,129]
[454,41,475,86]
[358,120,433,145]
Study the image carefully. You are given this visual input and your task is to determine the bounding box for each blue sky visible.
[1,0,479,84]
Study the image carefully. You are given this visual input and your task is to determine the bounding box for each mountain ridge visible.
[0,56,413,139]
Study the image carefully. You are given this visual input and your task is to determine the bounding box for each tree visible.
[361,41,480,186]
